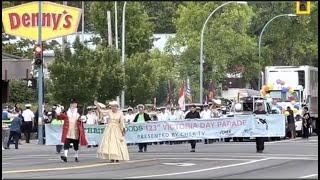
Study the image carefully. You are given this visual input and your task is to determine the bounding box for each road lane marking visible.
[162,163,195,167]
[158,158,254,161]
[300,174,318,178]
[2,158,157,174]
[126,158,271,178]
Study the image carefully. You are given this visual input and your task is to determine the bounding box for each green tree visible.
[9,80,36,103]
[89,2,154,57]
[167,2,257,100]
[48,37,123,105]
[124,52,158,106]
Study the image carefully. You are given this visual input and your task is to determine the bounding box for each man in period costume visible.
[55,98,88,162]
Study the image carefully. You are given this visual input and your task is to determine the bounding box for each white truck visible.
[264,66,318,135]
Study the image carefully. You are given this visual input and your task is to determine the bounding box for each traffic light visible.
[296,1,311,15]
[34,45,43,66]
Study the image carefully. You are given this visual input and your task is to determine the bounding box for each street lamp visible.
[258,13,297,89]
[199,1,247,104]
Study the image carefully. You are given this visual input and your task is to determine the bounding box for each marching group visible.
[2,98,312,163]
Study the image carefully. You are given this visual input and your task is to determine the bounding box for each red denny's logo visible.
[9,11,72,30]
[2,1,82,41]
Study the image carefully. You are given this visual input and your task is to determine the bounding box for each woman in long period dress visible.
[97,101,129,163]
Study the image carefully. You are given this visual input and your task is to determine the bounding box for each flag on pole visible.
[186,77,192,102]
[178,84,185,111]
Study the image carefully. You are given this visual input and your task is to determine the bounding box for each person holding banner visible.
[97,101,129,163]
[253,103,267,153]
[56,98,88,162]
[185,104,200,152]
[133,104,151,152]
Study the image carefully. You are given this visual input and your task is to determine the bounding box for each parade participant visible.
[196,106,201,114]
[158,107,168,121]
[6,109,22,149]
[125,107,135,123]
[185,104,200,152]
[22,104,34,143]
[168,108,177,121]
[211,105,221,118]
[302,107,311,139]
[253,103,267,153]
[200,104,211,119]
[174,106,185,120]
[56,98,88,162]
[86,107,99,125]
[201,104,212,144]
[133,104,151,152]
[97,101,129,163]
[286,106,295,139]
[51,115,64,154]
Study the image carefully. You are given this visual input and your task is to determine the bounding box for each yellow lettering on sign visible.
[2,1,82,41]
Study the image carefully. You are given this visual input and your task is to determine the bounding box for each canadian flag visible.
[178,85,185,111]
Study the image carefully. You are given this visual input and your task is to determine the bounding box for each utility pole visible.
[81,1,85,42]
[37,1,44,145]
[62,1,67,51]
[107,11,112,47]
[121,2,127,109]
[115,2,120,107]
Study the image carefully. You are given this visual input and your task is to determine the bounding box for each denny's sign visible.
[2,1,82,41]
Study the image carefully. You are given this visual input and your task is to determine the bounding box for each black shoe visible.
[110,159,115,163]
[138,150,143,152]
[60,156,67,162]
[75,157,79,162]
[143,148,147,152]
[190,149,195,152]
[256,150,263,153]
[115,160,119,163]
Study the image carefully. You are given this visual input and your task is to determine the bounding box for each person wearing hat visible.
[125,107,135,123]
[185,104,200,152]
[22,104,35,143]
[168,107,177,121]
[201,104,212,144]
[133,104,151,152]
[158,107,168,121]
[253,102,267,153]
[97,101,129,163]
[200,104,211,119]
[55,98,88,162]
[174,106,185,121]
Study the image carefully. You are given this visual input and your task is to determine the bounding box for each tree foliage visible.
[9,80,36,103]
[89,2,154,57]
[48,37,123,106]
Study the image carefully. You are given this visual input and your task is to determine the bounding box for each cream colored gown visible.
[97,110,129,161]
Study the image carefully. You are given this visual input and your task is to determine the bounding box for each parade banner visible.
[45,114,285,145]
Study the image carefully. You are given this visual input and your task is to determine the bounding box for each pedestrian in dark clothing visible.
[286,107,295,139]
[302,107,311,139]
[185,105,200,152]
[7,109,22,149]
[253,103,267,153]
[133,104,151,152]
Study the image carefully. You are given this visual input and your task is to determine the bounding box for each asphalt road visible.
[2,136,318,179]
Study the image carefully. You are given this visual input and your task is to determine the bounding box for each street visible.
[2,136,318,179]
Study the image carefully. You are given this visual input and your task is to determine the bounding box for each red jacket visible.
[57,113,88,146]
